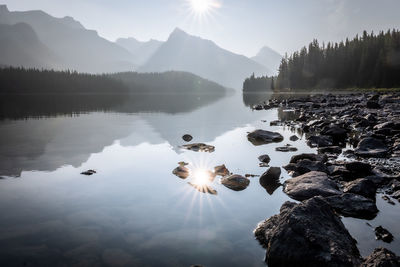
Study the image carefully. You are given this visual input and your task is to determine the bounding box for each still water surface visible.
[0,92,398,266]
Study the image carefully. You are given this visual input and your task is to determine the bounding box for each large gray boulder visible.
[254,197,361,267]
[325,193,378,219]
[355,137,389,158]
[362,247,400,267]
[283,171,341,201]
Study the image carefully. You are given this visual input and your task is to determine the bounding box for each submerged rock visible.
[362,247,400,266]
[81,170,96,176]
[355,137,389,158]
[181,143,215,153]
[374,226,394,243]
[275,146,298,152]
[325,193,378,219]
[247,130,284,146]
[254,197,361,266]
[283,171,341,201]
[290,135,299,141]
[220,175,250,191]
[182,134,193,142]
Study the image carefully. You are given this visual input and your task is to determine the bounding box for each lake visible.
[0,92,398,267]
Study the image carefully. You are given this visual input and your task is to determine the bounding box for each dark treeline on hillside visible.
[275,30,400,90]
[242,74,273,93]
[0,67,129,95]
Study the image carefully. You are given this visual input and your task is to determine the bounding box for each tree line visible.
[243,73,274,93]
[275,29,400,90]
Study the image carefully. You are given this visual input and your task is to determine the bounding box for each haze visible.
[2,0,400,56]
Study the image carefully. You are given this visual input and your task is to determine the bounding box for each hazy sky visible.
[2,0,400,56]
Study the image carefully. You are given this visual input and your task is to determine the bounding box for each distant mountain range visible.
[0,5,282,89]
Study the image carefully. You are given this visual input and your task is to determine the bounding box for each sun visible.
[190,0,211,13]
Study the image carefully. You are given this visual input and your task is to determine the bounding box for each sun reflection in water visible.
[192,168,213,186]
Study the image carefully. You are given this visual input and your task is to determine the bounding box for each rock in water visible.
[275,146,298,152]
[172,166,189,179]
[259,167,281,195]
[325,193,378,219]
[220,175,250,191]
[182,134,193,142]
[362,247,400,266]
[181,143,215,152]
[283,171,341,201]
[258,154,271,164]
[290,135,299,141]
[214,164,230,176]
[374,226,394,243]
[247,130,284,146]
[354,137,389,158]
[343,178,377,199]
[81,170,96,176]
[254,197,362,266]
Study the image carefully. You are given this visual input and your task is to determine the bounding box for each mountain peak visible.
[0,4,9,13]
[169,27,189,39]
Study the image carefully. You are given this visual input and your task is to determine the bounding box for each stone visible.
[247,130,284,145]
[307,135,333,147]
[290,135,299,141]
[220,175,250,191]
[374,226,394,243]
[290,153,328,164]
[182,134,193,142]
[81,170,96,176]
[283,171,341,201]
[182,143,215,153]
[254,197,361,266]
[325,193,378,219]
[259,167,281,195]
[214,164,230,176]
[275,146,298,152]
[355,137,389,158]
[345,161,373,177]
[258,154,271,164]
[284,159,328,176]
[172,166,189,179]
[362,247,400,267]
[344,178,377,199]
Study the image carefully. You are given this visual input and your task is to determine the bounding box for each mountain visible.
[139,28,271,89]
[0,23,61,69]
[0,5,136,73]
[116,37,163,66]
[252,46,282,75]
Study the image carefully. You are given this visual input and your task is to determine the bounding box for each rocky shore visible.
[251,92,400,266]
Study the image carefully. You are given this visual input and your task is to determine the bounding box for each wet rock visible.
[374,226,394,243]
[392,190,400,201]
[254,197,361,266]
[258,154,271,164]
[325,193,378,219]
[259,167,281,195]
[290,135,299,141]
[220,175,250,191]
[214,165,230,177]
[318,146,343,154]
[321,125,348,143]
[284,159,328,176]
[290,153,328,164]
[182,143,215,153]
[81,170,96,176]
[182,134,193,142]
[245,174,260,178]
[283,171,341,201]
[362,247,400,267]
[367,101,381,109]
[343,178,377,199]
[275,146,298,152]
[188,182,217,195]
[345,161,373,177]
[307,135,333,147]
[172,164,189,179]
[355,137,389,158]
[247,130,284,146]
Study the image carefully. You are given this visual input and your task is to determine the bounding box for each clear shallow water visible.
[0,92,398,266]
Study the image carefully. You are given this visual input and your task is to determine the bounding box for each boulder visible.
[172,166,189,179]
[355,137,389,158]
[325,193,378,219]
[343,178,377,199]
[247,130,284,145]
[220,175,250,191]
[290,153,328,164]
[214,165,230,176]
[182,134,193,142]
[374,226,394,243]
[318,146,343,154]
[283,171,341,201]
[307,135,333,147]
[362,247,400,267]
[345,161,373,177]
[254,197,361,267]
[284,159,328,176]
[321,125,348,143]
[290,135,299,141]
[259,167,282,195]
[275,146,298,152]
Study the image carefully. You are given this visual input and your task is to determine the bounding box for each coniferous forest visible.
[242,74,274,93]
[274,30,400,90]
